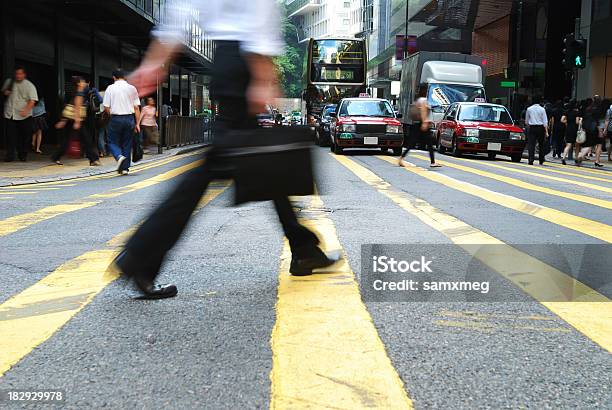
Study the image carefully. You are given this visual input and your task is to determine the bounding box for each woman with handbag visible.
[560,100,581,165]
[52,76,101,166]
[575,100,601,167]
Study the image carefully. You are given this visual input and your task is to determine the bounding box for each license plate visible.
[364,137,379,145]
[487,142,502,151]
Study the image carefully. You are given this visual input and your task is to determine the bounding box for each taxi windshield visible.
[458,105,514,124]
[339,100,394,118]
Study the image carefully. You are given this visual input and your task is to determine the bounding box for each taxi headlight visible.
[510,132,525,140]
[341,124,356,132]
[386,125,402,134]
[462,128,479,137]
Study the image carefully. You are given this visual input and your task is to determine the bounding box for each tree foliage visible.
[275,3,305,98]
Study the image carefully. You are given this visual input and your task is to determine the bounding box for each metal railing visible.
[163,115,213,148]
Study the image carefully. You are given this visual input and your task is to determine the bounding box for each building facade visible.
[576,0,612,99]
[1,0,213,147]
[286,0,364,41]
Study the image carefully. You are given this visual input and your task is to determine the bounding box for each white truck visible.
[399,52,487,138]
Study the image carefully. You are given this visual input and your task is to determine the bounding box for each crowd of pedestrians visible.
[1,66,160,170]
[544,96,611,167]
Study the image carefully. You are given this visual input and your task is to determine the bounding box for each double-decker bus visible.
[303,38,367,123]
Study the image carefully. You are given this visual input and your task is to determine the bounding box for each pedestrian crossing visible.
[0,150,610,407]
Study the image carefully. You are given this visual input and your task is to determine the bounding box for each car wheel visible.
[392,147,402,156]
[487,152,497,160]
[452,138,462,157]
[511,154,522,163]
[438,135,447,154]
[333,142,343,155]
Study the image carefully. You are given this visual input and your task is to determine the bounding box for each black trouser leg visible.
[427,140,435,163]
[537,128,546,164]
[125,153,212,282]
[16,118,32,161]
[527,126,541,164]
[77,126,99,162]
[5,119,17,161]
[273,196,319,255]
[51,127,70,162]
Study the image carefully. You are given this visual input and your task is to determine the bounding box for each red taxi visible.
[436,102,526,162]
[329,98,403,155]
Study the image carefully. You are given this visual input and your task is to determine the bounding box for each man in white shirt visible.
[525,96,549,165]
[103,69,141,174]
[109,0,338,299]
[2,67,38,162]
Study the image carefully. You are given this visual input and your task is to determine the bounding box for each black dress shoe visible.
[290,247,342,276]
[111,249,177,300]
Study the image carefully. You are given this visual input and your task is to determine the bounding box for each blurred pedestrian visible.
[103,69,141,175]
[139,97,160,148]
[84,80,103,157]
[549,100,565,158]
[575,98,600,166]
[525,96,549,165]
[31,98,48,154]
[52,76,101,166]
[110,0,339,299]
[605,100,612,162]
[2,67,38,162]
[398,94,441,168]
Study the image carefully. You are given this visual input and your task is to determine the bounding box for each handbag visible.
[213,125,315,205]
[132,132,144,163]
[62,104,87,121]
[67,137,81,159]
[576,123,587,144]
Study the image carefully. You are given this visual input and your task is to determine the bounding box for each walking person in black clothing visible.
[109,0,339,299]
[560,100,581,165]
[549,100,565,159]
[52,76,101,166]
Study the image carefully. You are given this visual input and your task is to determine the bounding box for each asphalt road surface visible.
[0,146,611,409]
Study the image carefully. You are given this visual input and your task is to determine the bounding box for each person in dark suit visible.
[110,0,339,299]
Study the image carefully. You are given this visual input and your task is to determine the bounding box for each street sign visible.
[359,93,371,98]
[500,81,517,88]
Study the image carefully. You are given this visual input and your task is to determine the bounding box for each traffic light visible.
[574,39,587,69]
[562,34,587,70]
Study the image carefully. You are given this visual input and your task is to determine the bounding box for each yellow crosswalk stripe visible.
[0,183,229,377]
[377,155,611,243]
[0,159,203,237]
[333,154,612,353]
[270,193,413,409]
[546,161,612,177]
[441,156,612,193]
[411,154,612,209]
[504,161,612,184]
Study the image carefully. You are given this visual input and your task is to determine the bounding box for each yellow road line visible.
[546,161,612,177]
[503,161,612,184]
[0,159,203,237]
[442,156,612,193]
[333,155,612,353]
[0,149,205,189]
[0,183,229,377]
[270,193,413,409]
[412,154,612,209]
[378,155,612,243]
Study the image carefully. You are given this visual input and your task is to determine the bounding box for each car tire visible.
[511,154,522,163]
[452,138,462,157]
[438,135,447,154]
[392,147,402,156]
[488,152,497,160]
[333,143,343,155]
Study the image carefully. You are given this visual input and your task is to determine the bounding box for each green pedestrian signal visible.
[562,34,587,70]
[575,56,582,67]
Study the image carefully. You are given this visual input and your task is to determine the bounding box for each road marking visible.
[438,156,612,193]
[270,193,413,409]
[502,161,612,184]
[378,156,612,243]
[0,149,205,189]
[546,161,612,177]
[333,154,612,353]
[411,154,612,209]
[0,183,229,377]
[0,159,203,237]
[0,192,37,195]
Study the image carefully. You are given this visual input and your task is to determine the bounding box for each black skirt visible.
[32,115,48,132]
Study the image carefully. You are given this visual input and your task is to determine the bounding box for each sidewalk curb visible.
[0,143,209,187]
